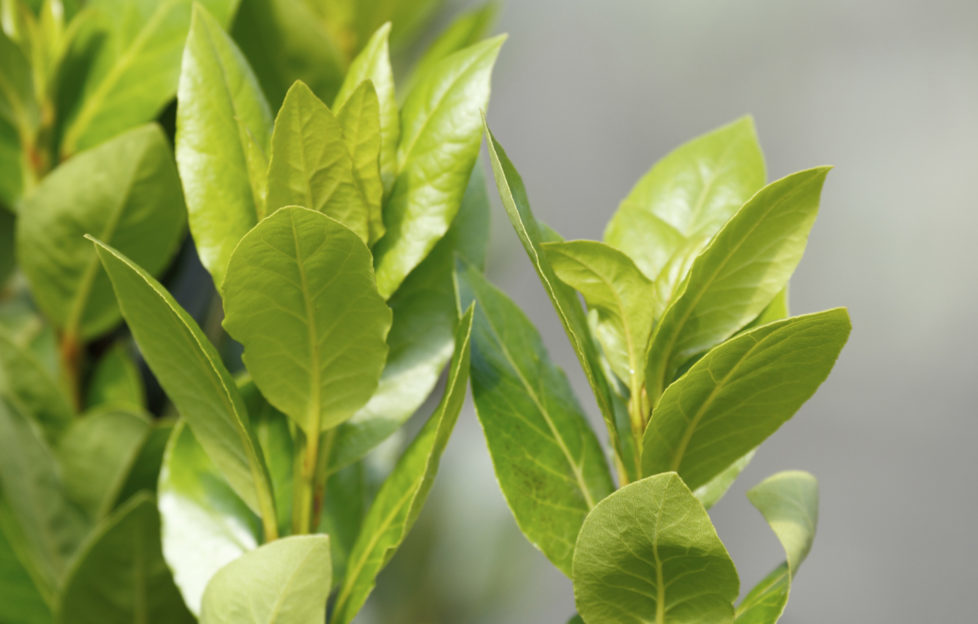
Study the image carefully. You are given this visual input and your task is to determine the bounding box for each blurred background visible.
[364,1,978,622]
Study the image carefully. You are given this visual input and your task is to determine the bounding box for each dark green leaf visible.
[0,327,73,442]
[0,510,50,624]
[457,262,614,576]
[84,342,145,411]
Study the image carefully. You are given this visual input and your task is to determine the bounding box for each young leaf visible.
[56,493,194,624]
[265,82,371,243]
[334,22,397,191]
[572,473,739,624]
[57,0,239,156]
[735,471,819,623]
[200,535,331,624]
[91,239,277,530]
[84,342,145,411]
[456,262,614,576]
[372,36,504,297]
[176,3,273,285]
[604,117,765,281]
[222,206,391,434]
[694,450,756,510]
[484,125,628,478]
[159,423,260,616]
[544,240,656,390]
[642,309,851,489]
[17,124,186,340]
[330,307,474,624]
[645,167,831,400]
[57,408,150,522]
[0,327,73,442]
[336,80,384,243]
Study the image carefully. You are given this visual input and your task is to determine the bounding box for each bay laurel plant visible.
[462,119,851,623]
[0,0,502,621]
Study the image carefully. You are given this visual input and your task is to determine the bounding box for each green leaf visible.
[0,27,37,206]
[84,342,145,411]
[56,493,194,624]
[642,309,850,489]
[645,167,831,400]
[57,408,149,522]
[113,418,174,504]
[326,162,488,471]
[176,3,272,285]
[0,327,73,442]
[372,36,504,297]
[484,125,629,478]
[200,534,331,624]
[0,511,50,624]
[0,398,86,593]
[91,238,277,528]
[604,117,765,281]
[573,473,739,624]
[456,262,614,576]
[337,80,384,243]
[222,206,391,434]
[694,450,755,510]
[330,307,474,624]
[402,3,498,98]
[57,0,239,156]
[334,21,397,192]
[158,422,260,616]
[17,124,186,340]
[735,471,819,623]
[317,462,366,585]
[265,82,371,243]
[545,240,655,391]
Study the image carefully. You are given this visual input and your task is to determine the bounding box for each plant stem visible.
[292,428,320,535]
[58,331,81,411]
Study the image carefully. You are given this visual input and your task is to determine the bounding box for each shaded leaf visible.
[84,342,145,411]
[0,327,73,442]
[0,510,51,624]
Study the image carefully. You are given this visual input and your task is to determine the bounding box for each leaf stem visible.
[58,331,81,411]
[311,428,336,531]
[292,427,320,535]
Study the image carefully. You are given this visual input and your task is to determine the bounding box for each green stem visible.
[310,428,336,531]
[291,428,320,535]
[58,331,81,411]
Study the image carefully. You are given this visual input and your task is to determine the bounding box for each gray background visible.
[368,1,978,622]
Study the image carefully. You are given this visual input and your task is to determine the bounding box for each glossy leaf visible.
[330,307,474,624]
[326,163,488,472]
[457,262,614,576]
[176,3,273,285]
[223,206,390,434]
[84,342,145,410]
[265,82,371,242]
[337,80,384,243]
[57,408,149,522]
[573,473,739,624]
[0,327,72,442]
[735,471,819,623]
[642,309,850,489]
[373,36,503,297]
[56,493,194,624]
[545,240,655,389]
[604,117,765,281]
[159,422,260,616]
[200,535,331,624]
[484,125,628,477]
[17,124,186,340]
[57,0,239,155]
[91,239,276,526]
[645,168,831,400]
[334,22,397,191]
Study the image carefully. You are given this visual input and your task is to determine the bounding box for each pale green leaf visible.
[57,0,239,156]
[200,534,331,624]
[642,309,850,489]
[56,493,193,624]
[605,117,765,281]
[84,342,145,411]
[176,3,272,285]
[0,327,72,442]
[457,262,614,576]
[91,238,276,525]
[372,36,503,297]
[330,308,474,624]
[265,82,371,242]
[57,408,149,522]
[645,168,831,400]
[17,124,185,340]
[545,240,655,392]
[694,450,755,510]
[735,471,819,623]
[337,80,384,243]
[334,21,397,191]
[484,125,630,479]
[573,473,739,624]
[222,206,390,434]
[159,423,260,616]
